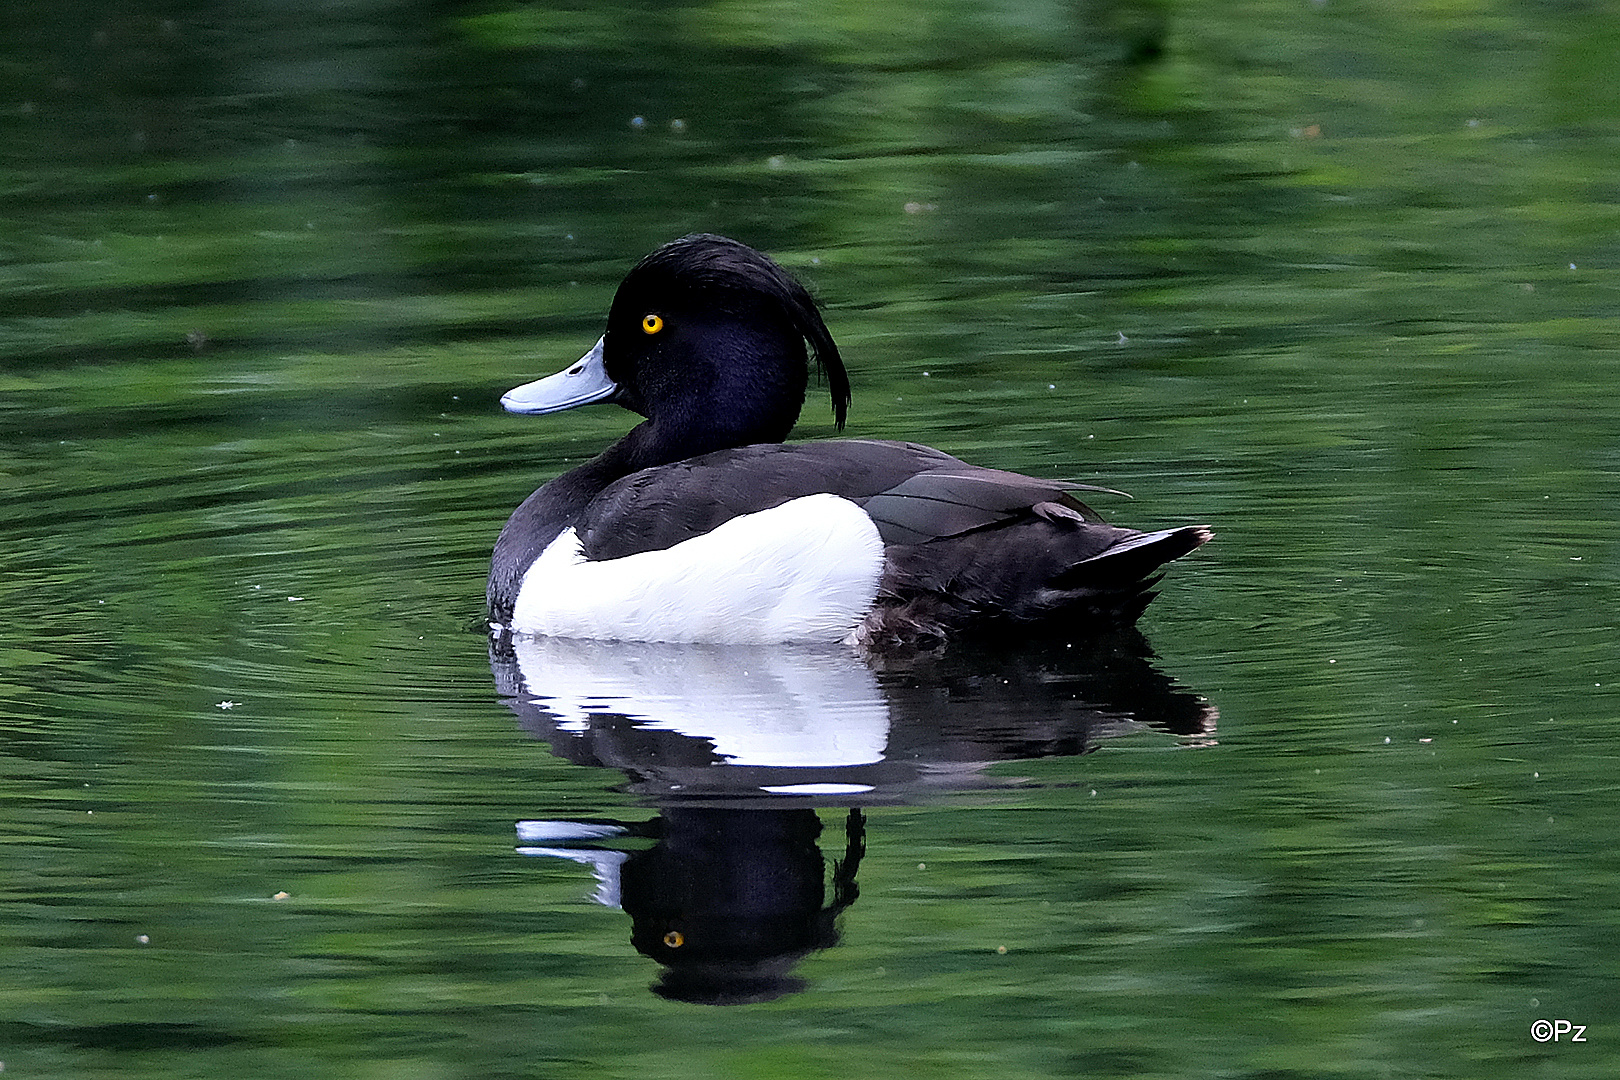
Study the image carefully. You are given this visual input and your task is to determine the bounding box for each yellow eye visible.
[641,313,664,335]
[662,930,685,948]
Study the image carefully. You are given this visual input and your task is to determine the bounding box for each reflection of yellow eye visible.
[641,314,664,335]
[663,930,684,948]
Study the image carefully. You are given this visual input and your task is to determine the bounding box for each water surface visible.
[3,2,1618,1077]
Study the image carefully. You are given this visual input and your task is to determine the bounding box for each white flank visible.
[510,493,885,643]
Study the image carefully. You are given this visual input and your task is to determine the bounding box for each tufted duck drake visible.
[488,234,1209,647]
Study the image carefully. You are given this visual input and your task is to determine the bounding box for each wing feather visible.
[576,440,1111,559]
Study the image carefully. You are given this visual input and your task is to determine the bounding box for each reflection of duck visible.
[488,234,1209,648]
[497,632,1214,1004]
[492,630,1216,803]
[518,808,865,1005]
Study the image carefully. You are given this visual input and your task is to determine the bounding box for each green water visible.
[4,1,1619,1076]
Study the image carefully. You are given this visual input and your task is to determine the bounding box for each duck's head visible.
[502,235,850,454]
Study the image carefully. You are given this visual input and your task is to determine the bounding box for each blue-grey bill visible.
[500,337,620,414]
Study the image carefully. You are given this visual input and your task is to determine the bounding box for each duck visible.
[488,234,1209,648]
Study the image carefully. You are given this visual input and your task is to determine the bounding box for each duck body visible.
[488,235,1209,648]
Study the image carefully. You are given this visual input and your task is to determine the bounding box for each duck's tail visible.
[1049,524,1213,624]
[859,520,1211,650]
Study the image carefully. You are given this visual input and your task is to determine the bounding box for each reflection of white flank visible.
[512,635,891,768]
[511,493,884,643]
